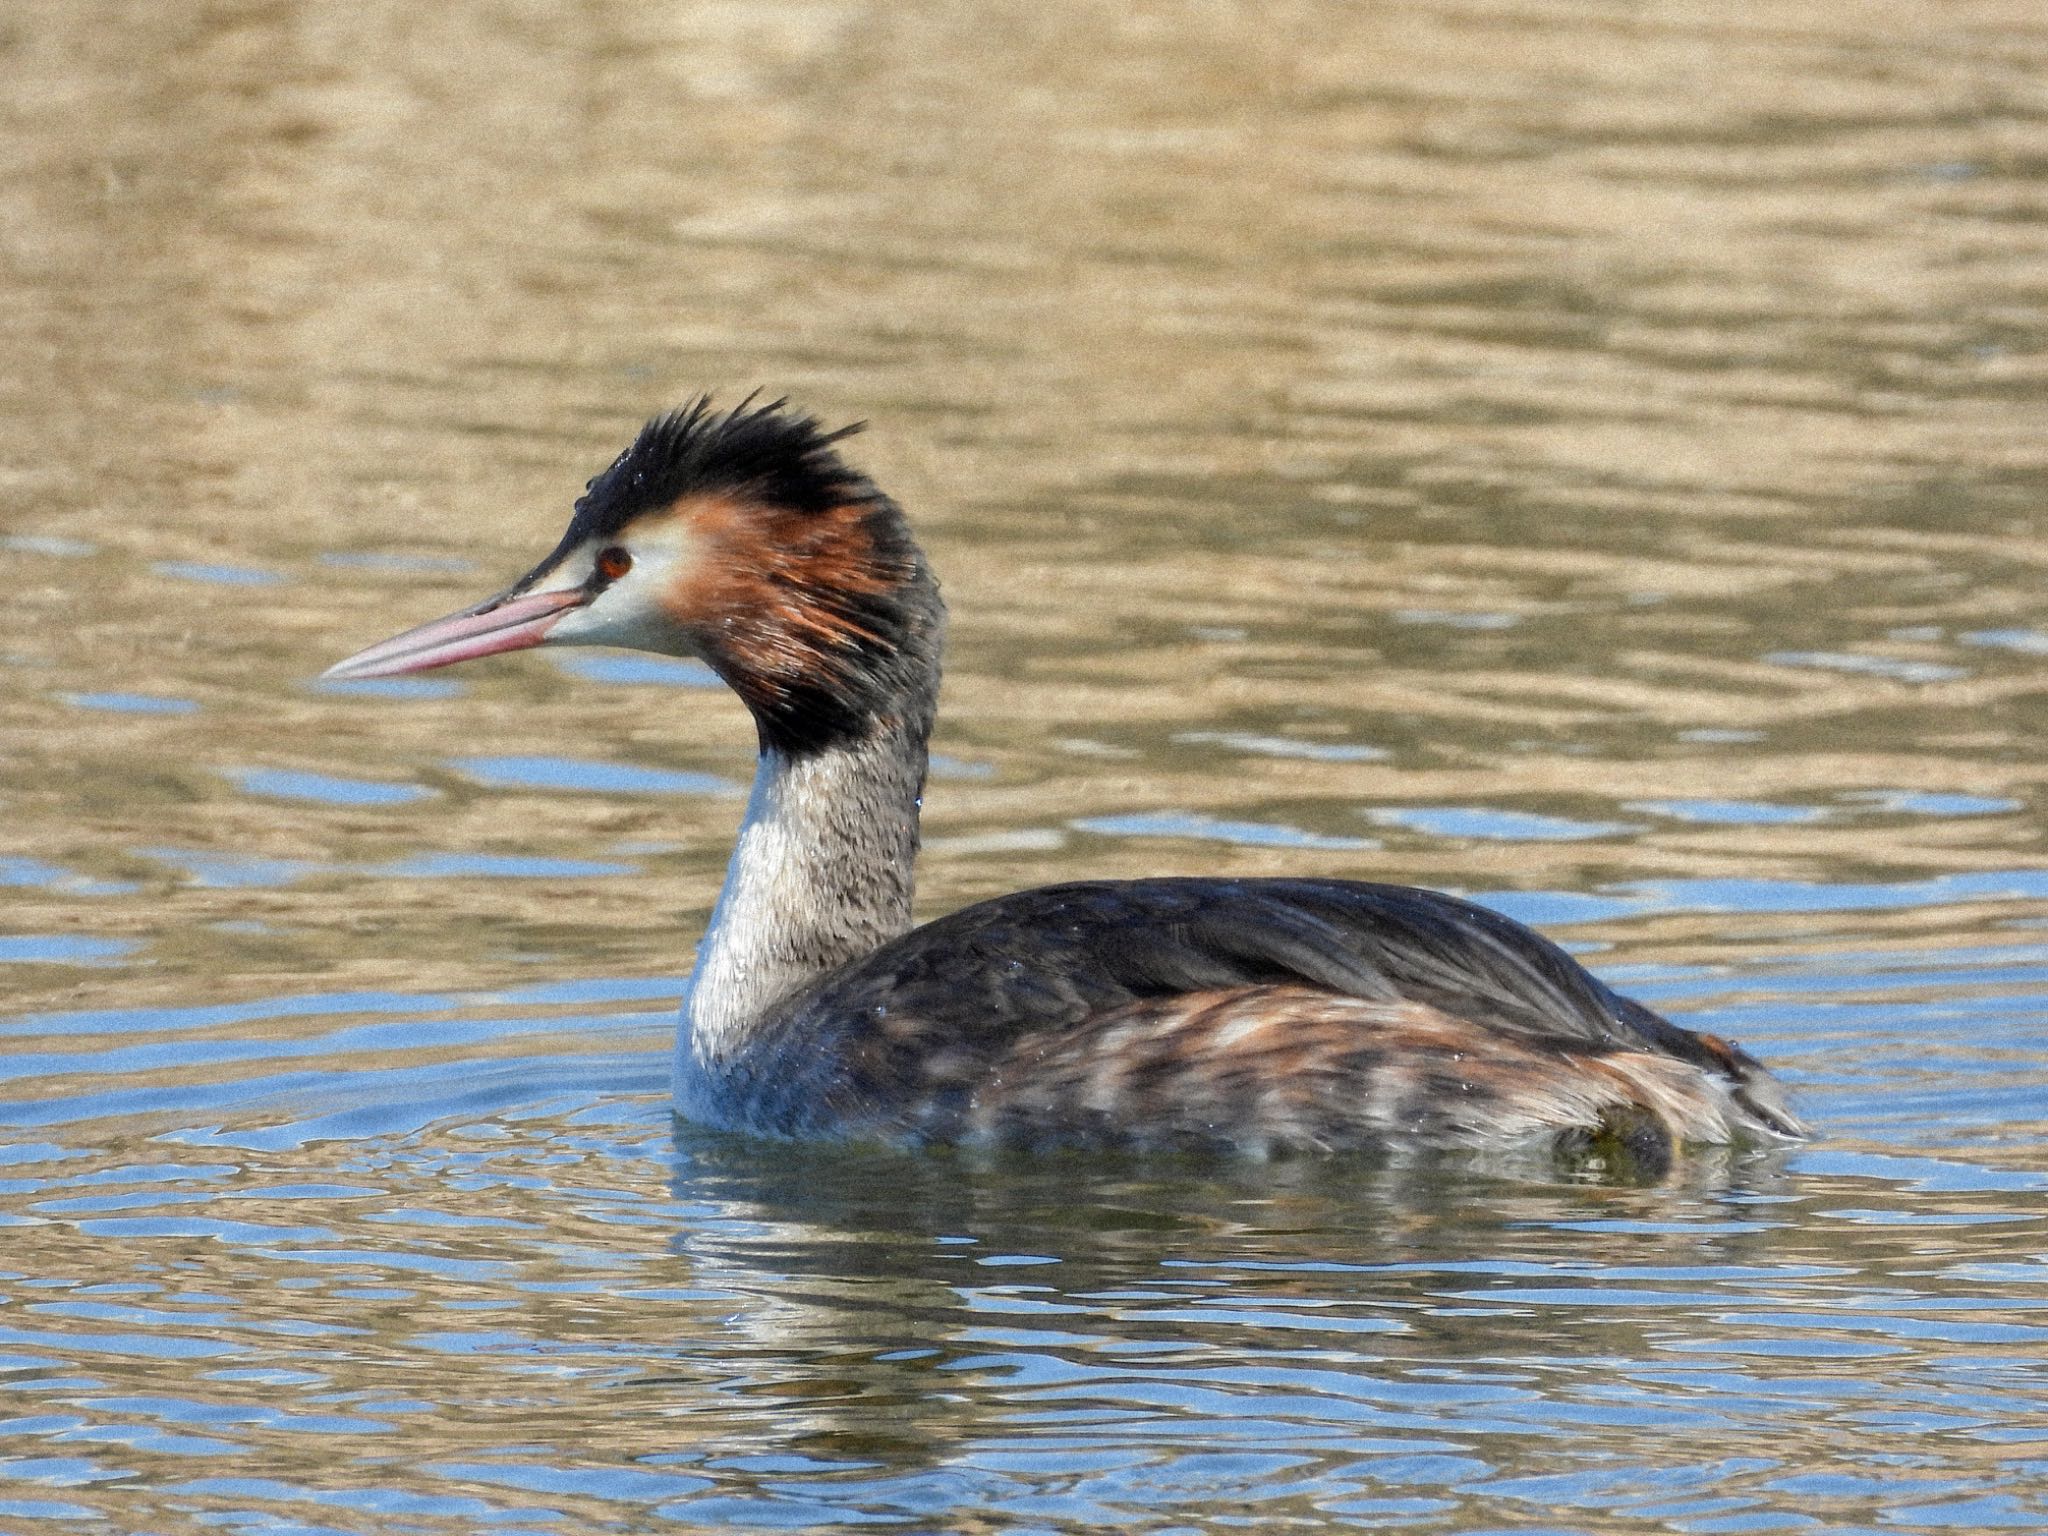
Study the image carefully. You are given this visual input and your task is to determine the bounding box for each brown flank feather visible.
[961,984,1755,1164]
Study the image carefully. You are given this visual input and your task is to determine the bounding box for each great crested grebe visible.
[327,397,1804,1165]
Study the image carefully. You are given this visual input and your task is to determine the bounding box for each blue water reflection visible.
[550,654,722,688]
[59,692,200,716]
[0,936,137,966]
[150,561,285,588]
[225,768,434,806]
[1074,810,1379,851]
[452,756,740,797]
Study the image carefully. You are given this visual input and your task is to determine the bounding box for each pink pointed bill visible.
[322,587,589,681]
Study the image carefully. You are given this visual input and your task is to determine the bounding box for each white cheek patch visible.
[545,522,701,655]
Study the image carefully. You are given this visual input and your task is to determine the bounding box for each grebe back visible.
[326,398,1804,1166]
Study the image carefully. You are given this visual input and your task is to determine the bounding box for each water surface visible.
[2,1,2045,1530]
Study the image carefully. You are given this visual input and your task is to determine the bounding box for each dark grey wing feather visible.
[737,878,1738,1134]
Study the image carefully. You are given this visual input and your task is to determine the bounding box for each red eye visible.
[596,547,633,582]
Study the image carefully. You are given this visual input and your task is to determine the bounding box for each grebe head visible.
[324,396,943,754]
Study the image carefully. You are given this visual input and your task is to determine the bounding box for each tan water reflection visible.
[5,0,2042,1018]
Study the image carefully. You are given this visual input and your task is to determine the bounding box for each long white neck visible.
[675,718,927,1121]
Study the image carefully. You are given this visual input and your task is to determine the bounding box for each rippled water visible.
[4,1,2047,1530]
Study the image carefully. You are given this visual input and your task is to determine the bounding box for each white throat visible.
[674,729,924,1124]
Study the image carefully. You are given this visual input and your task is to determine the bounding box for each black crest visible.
[515,395,878,592]
[573,395,875,543]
